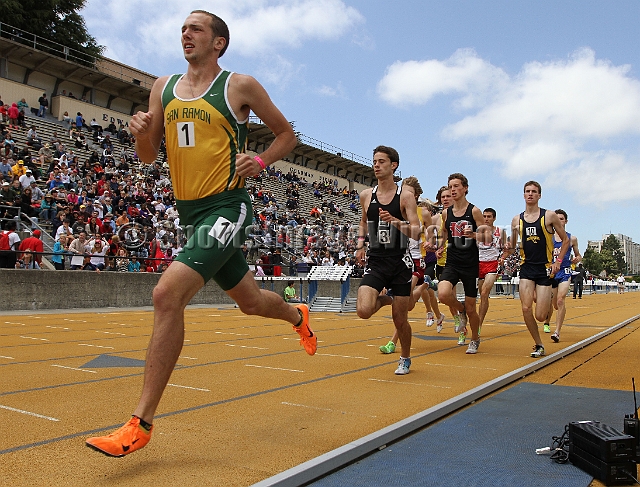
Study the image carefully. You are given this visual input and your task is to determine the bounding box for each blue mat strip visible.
[309,383,635,487]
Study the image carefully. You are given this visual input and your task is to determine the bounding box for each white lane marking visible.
[78,344,115,349]
[46,326,70,330]
[281,401,377,418]
[208,314,221,317]
[0,355,14,360]
[96,331,126,336]
[167,383,210,392]
[245,364,303,373]
[368,378,451,388]
[315,353,369,360]
[424,362,498,371]
[63,319,87,322]
[179,356,197,360]
[20,336,49,341]
[51,364,97,374]
[215,331,249,336]
[5,322,25,325]
[226,344,267,350]
[0,404,60,421]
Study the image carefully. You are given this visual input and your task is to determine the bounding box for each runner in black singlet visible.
[356,146,420,375]
[434,173,486,355]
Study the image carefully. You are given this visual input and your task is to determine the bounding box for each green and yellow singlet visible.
[161,70,248,200]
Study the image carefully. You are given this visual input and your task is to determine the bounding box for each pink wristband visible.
[254,155,266,170]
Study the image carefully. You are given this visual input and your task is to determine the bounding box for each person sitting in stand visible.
[128,255,141,272]
[283,280,306,303]
[51,234,70,270]
[27,126,42,149]
[48,175,65,191]
[17,98,28,113]
[116,247,129,272]
[37,192,57,224]
[16,108,26,129]
[88,238,107,271]
[68,231,91,269]
[18,229,44,269]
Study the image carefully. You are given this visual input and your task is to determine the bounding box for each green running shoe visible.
[379,341,396,354]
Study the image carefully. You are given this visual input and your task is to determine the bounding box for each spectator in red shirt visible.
[93,162,104,176]
[19,229,44,269]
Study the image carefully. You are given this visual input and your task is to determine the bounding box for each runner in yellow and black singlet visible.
[502,181,569,358]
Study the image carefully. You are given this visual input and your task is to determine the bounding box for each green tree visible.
[600,249,619,276]
[602,235,627,273]
[1,0,103,64]
[582,248,603,276]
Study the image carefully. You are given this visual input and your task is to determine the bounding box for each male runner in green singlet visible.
[87,10,316,457]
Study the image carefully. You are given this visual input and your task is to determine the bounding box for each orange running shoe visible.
[86,416,152,457]
[293,303,316,355]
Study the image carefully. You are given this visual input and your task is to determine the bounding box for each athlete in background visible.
[477,208,503,335]
[542,209,581,342]
[501,181,568,358]
[356,146,420,374]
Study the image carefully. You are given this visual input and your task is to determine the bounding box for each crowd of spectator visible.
[0,91,368,274]
[0,95,177,271]
[245,165,364,276]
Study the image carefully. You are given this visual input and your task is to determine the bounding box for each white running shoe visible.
[436,313,445,333]
[394,357,411,375]
[466,339,480,354]
[426,312,435,327]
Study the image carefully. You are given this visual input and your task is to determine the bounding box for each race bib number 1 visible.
[177,122,196,147]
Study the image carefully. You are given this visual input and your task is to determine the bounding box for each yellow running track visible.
[0,292,638,486]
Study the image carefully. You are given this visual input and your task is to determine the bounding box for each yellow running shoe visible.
[293,304,317,355]
[86,416,152,457]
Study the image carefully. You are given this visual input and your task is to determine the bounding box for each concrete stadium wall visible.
[52,95,133,127]
[0,77,50,112]
[0,269,358,311]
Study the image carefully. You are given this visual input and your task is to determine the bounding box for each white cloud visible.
[254,54,301,87]
[447,49,640,140]
[376,48,508,108]
[82,0,363,77]
[378,47,640,203]
[549,152,640,204]
[316,81,346,98]
[231,0,364,56]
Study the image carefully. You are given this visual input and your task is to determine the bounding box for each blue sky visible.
[82,0,640,247]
